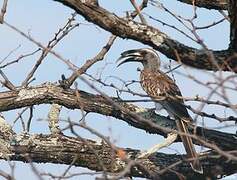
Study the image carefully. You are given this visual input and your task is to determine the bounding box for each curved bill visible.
[116,49,142,67]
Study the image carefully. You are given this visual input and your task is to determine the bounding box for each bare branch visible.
[1,1,237,178]
[0,83,236,151]
[48,104,62,134]
[176,0,227,10]
[0,69,16,90]
[21,13,79,87]
[3,21,77,71]
[61,35,116,88]
[0,0,8,23]
[0,49,40,69]
[54,0,236,72]
[0,132,236,179]
[129,0,147,24]
[229,0,237,51]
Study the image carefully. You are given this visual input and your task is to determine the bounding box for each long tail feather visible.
[175,119,203,174]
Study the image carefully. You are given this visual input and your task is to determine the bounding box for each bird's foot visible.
[59,74,70,89]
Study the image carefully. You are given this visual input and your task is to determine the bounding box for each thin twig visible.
[26,106,34,132]
[0,49,40,69]
[0,69,16,90]
[3,21,78,71]
[0,0,8,23]
[129,0,147,24]
[61,35,116,88]
[21,13,79,87]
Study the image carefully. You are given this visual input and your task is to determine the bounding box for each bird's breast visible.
[140,70,163,98]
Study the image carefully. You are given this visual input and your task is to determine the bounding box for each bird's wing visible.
[142,70,191,121]
[141,69,203,173]
[159,71,192,121]
[155,71,203,172]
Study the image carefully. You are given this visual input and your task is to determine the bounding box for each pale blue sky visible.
[0,0,235,179]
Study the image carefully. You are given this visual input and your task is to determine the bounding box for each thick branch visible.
[0,133,236,179]
[229,0,237,51]
[0,83,236,151]
[177,0,227,10]
[54,0,236,72]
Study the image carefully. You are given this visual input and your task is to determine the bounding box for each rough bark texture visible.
[229,0,237,51]
[0,83,236,151]
[1,1,237,179]
[54,0,237,72]
[0,132,236,179]
[177,0,227,10]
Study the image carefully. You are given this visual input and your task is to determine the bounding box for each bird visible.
[117,48,203,174]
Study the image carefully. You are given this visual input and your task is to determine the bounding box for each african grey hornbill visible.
[117,48,203,174]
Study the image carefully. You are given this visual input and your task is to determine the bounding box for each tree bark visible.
[0,83,236,151]
[1,1,237,178]
[229,0,237,51]
[0,131,236,179]
[54,0,237,72]
[177,0,227,10]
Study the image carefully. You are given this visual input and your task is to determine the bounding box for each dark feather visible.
[141,69,190,119]
[176,120,203,173]
[141,69,203,173]
[118,48,203,173]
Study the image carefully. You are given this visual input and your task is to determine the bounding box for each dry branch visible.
[0,131,236,179]
[0,0,8,23]
[176,0,227,10]
[54,0,237,72]
[1,0,237,179]
[0,83,236,151]
[229,0,237,51]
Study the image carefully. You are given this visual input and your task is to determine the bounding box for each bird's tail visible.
[175,119,203,174]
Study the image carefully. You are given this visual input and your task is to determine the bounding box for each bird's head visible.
[117,48,161,70]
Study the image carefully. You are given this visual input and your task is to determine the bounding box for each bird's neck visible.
[143,62,160,71]
[143,65,159,72]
